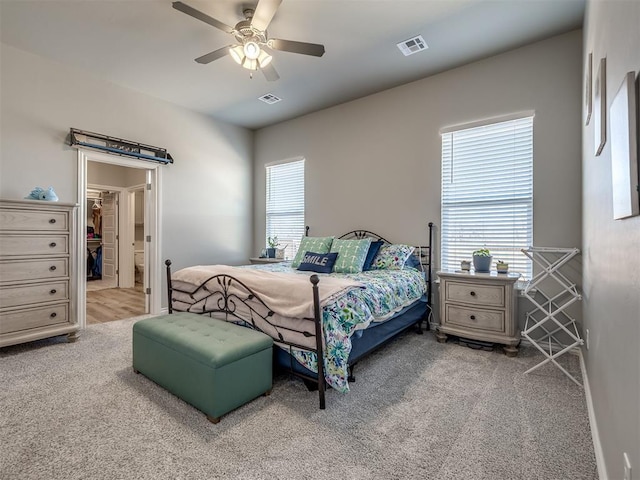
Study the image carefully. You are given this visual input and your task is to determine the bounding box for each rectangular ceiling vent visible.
[259,93,282,104]
[397,35,428,56]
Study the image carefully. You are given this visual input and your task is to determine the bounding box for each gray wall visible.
[582,2,640,479]
[87,162,146,188]
[1,43,254,282]
[254,30,584,328]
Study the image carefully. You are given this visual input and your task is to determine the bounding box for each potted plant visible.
[266,236,279,258]
[496,260,509,273]
[472,248,492,273]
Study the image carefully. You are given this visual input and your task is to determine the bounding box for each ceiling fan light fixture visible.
[229,45,245,65]
[243,41,261,60]
[242,57,259,71]
[257,49,272,68]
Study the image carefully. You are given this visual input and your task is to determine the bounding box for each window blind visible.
[441,116,533,278]
[266,159,305,260]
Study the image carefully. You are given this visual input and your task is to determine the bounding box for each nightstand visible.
[436,270,521,356]
[249,257,287,265]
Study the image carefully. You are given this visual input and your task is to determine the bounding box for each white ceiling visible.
[0,0,585,130]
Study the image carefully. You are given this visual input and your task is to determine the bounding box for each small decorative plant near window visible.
[472,248,492,273]
[496,260,509,274]
[266,236,280,258]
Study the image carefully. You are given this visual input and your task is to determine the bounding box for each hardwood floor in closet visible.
[86,284,145,324]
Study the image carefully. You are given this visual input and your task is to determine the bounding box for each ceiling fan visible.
[172,0,325,81]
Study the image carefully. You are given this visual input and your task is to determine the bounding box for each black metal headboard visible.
[327,222,435,309]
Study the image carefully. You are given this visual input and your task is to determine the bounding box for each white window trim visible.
[440,114,534,279]
[440,110,536,134]
[266,158,305,261]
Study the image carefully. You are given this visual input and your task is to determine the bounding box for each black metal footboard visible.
[165,259,327,409]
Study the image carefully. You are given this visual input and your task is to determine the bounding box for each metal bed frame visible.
[165,222,434,409]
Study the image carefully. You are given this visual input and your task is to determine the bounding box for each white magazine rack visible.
[521,247,583,387]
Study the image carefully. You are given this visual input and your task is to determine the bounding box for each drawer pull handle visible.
[50,312,57,319]
[49,265,57,271]
[470,291,476,296]
[470,315,476,320]
[49,242,57,248]
[50,289,57,295]
[49,218,56,224]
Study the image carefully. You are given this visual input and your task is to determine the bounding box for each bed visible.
[165,222,434,409]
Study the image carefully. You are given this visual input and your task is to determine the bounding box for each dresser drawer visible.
[0,303,69,335]
[445,304,505,333]
[0,281,68,309]
[0,208,68,232]
[446,281,505,307]
[0,234,68,257]
[0,258,68,284]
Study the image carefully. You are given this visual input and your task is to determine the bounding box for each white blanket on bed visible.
[171,264,363,319]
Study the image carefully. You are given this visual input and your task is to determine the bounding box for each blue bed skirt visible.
[274,298,428,380]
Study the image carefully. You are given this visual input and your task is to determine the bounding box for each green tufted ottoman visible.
[132,313,273,423]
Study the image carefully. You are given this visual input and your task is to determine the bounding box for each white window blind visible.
[441,115,533,278]
[266,159,305,260]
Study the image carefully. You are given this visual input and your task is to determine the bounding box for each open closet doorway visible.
[76,149,162,329]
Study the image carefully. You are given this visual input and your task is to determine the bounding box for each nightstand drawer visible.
[445,305,505,333]
[446,281,505,307]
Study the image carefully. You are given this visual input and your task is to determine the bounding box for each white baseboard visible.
[578,349,608,480]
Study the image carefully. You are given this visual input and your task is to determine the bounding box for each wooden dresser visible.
[0,199,79,347]
[436,270,520,356]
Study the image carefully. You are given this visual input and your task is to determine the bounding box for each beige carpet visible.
[0,316,597,480]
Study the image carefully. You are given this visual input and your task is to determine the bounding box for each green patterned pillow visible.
[370,244,415,270]
[330,238,372,273]
[291,236,334,268]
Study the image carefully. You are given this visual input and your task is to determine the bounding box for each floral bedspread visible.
[244,262,427,392]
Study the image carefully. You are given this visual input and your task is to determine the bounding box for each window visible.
[266,159,305,260]
[441,114,533,278]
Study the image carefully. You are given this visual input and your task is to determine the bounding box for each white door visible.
[101,192,118,288]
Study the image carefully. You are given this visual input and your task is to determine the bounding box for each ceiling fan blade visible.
[261,63,280,82]
[172,1,234,34]
[195,46,232,64]
[251,0,282,31]
[269,39,325,57]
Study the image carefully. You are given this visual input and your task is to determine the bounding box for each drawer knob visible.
[50,289,57,295]
[470,315,476,320]
[470,291,476,296]
[49,242,57,248]
[50,312,57,318]
[49,265,57,271]
[49,218,56,224]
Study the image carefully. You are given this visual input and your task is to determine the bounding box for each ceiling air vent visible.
[397,35,428,56]
[259,93,282,104]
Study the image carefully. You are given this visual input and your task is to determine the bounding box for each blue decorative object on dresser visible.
[25,186,59,201]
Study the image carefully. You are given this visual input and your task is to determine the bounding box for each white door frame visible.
[76,149,162,328]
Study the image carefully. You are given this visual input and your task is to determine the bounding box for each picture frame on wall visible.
[594,57,607,156]
[609,71,639,219]
[585,53,592,126]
